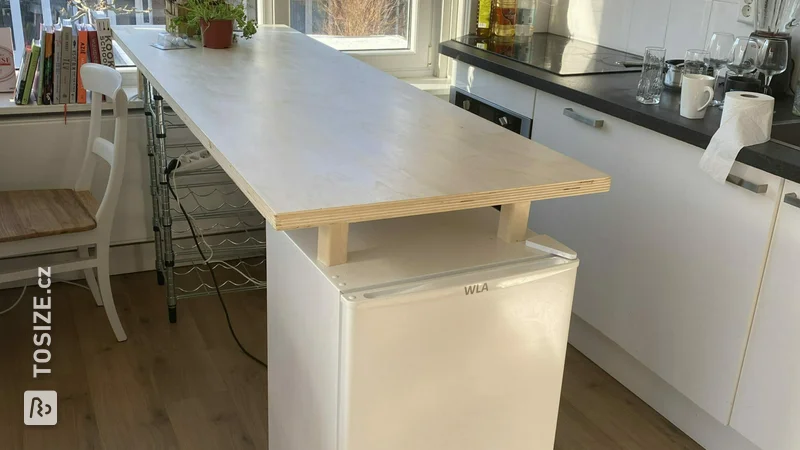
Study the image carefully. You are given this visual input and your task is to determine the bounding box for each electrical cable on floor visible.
[0,278,91,316]
[52,278,92,291]
[166,162,267,369]
[0,283,27,316]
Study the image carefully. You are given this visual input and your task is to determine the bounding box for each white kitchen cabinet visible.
[730,180,800,450]
[528,90,782,424]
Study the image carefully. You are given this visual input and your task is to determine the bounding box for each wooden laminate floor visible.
[0,270,702,450]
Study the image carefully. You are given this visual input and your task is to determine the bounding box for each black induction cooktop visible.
[455,33,644,76]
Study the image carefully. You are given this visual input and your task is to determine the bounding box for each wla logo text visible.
[464,283,489,295]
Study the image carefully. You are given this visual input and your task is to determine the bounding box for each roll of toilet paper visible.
[699,92,774,183]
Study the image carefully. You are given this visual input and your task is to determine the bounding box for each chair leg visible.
[78,246,103,306]
[96,245,127,342]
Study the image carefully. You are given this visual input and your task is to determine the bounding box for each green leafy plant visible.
[169,0,257,40]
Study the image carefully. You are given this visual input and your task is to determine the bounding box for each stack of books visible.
[14,18,115,105]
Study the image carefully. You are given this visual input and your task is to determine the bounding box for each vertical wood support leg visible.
[318,223,349,266]
[497,202,531,243]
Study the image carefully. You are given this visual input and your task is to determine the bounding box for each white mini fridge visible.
[267,208,579,450]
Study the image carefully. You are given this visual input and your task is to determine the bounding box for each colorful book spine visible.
[69,28,77,104]
[21,42,41,105]
[95,19,115,68]
[52,28,62,105]
[77,29,88,104]
[60,24,71,104]
[42,31,54,105]
[14,48,30,105]
[34,26,45,104]
[88,30,100,65]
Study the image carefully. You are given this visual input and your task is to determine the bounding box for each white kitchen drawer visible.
[528,90,782,424]
[730,180,800,450]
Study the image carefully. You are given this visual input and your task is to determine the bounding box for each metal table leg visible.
[153,89,178,323]
[142,74,166,286]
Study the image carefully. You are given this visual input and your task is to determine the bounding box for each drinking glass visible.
[636,47,666,105]
[705,32,735,106]
[727,36,759,76]
[757,38,789,94]
[684,49,709,75]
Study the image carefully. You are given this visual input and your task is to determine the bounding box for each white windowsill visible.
[403,76,451,96]
[309,34,410,53]
[0,86,142,117]
[1,77,448,117]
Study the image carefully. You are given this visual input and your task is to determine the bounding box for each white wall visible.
[463,0,794,75]
[549,0,800,76]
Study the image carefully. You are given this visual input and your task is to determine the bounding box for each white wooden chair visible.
[0,63,128,341]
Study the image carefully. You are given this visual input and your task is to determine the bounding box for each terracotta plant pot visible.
[200,19,234,49]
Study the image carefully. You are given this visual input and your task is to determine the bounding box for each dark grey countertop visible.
[440,37,800,185]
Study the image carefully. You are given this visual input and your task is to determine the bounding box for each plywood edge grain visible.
[273,176,611,230]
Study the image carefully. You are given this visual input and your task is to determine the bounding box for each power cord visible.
[0,283,26,316]
[165,159,267,369]
[0,277,90,316]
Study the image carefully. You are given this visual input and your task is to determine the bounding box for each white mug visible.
[680,74,715,119]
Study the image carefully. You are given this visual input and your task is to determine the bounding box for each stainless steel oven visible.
[450,87,532,138]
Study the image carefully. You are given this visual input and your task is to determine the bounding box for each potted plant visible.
[170,0,257,49]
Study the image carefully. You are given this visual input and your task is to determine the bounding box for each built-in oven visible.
[449,87,532,138]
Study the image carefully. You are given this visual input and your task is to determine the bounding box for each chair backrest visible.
[74,63,128,236]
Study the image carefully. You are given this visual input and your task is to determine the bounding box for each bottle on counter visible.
[493,0,517,38]
[515,0,536,38]
[476,0,493,38]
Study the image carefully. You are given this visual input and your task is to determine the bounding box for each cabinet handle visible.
[725,174,768,194]
[563,108,604,128]
[784,192,800,209]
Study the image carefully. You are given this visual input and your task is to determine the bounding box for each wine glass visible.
[757,38,789,95]
[705,32,735,106]
[727,36,759,76]
[684,49,709,75]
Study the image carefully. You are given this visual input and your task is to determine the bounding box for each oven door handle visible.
[563,108,604,128]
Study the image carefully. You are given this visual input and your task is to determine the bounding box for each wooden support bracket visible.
[317,223,349,266]
[497,202,531,243]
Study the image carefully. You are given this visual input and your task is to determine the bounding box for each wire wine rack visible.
[141,75,266,323]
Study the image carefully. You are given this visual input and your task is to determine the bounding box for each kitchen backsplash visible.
[548,0,800,80]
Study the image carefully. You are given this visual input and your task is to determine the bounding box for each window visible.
[3,0,165,66]
[277,0,440,77]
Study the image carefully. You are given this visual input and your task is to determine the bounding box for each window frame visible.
[6,0,164,67]
[262,0,464,79]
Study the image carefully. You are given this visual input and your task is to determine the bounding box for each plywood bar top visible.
[113,26,610,231]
